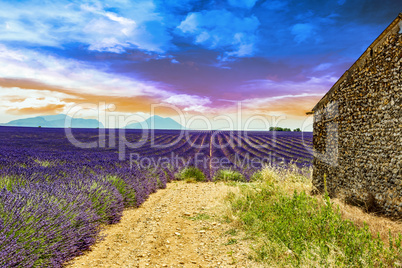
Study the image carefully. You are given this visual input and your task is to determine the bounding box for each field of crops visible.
[0,126,313,267]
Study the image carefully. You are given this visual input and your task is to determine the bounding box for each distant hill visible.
[3,114,103,128]
[126,115,185,130]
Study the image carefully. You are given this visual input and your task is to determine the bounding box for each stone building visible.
[311,13,402,216]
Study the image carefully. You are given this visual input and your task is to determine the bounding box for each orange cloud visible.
[246,95,322,116]
[0,77,166,115]
[0,78,66,92]
[3,96,28,103]
[7,104,66,115]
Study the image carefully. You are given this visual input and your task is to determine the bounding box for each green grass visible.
[176,166,206,182]
[214,169,245,182]
[224,166,402,267]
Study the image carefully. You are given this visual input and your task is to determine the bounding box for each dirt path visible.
[67,181,260,268]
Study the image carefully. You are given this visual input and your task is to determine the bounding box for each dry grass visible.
[259,163,313,196]
[332,198,402,245]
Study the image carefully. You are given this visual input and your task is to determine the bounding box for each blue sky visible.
[0,0,399,129]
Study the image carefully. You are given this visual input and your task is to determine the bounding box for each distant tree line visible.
[269,127,301,132]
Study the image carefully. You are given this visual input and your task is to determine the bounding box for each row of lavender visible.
[0,127,313,267]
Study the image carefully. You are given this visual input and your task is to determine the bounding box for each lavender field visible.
[0,126,312,267]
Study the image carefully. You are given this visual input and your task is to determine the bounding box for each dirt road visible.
[67,181,260,268]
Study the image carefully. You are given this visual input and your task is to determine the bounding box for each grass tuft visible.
[176,166,206,182]
[214,169,245,182]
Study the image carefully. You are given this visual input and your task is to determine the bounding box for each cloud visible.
[0,44,170,98]
[290,13,338,45]
[164,94,211,106]
[242,93,324,116]
[262,0,288,10]
[234,73,340,116]
[0,1,171,54]
[0,86,70,119]
[88,37,128,53]
[313,63,333,72]
[177,13,198,33]
[241,74,338,97]
[247,92,324,104]
[0,44,181,119]
[164,94,212,113]
[291,23,317,43]
[7,104,66,115]
[81,3,172,53]
[227,0,258,9]
[82,10,137,53]
[0,78,163,115]
[177,9,260,58]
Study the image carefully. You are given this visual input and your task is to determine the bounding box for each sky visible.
[0,0,399,130]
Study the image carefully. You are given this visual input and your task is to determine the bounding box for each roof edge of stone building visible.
[312,13,402,112]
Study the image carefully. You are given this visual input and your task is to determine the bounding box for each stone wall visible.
[312,16,402,217]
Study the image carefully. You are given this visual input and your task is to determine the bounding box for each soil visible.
[67,181,261,268]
